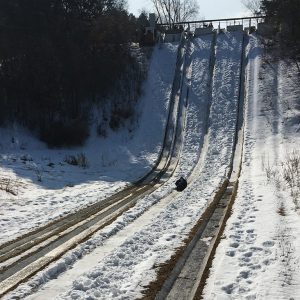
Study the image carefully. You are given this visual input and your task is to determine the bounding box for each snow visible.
[3,31,299,300]
[203,35,300,299]
[3,31,245,300]
[0,42,178,245]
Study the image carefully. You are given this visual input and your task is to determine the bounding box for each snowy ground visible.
[0,43,178,245]
[3,31,245,300]
[3,32,296,300]
[203,35,300,299]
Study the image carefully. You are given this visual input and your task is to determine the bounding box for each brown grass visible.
[0,177,19,196]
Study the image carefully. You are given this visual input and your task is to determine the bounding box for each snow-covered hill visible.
[2,32,300,300]
[0,43,178,244]
[203,34,300,299]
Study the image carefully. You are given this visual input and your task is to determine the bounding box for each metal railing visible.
[158,16,266,31]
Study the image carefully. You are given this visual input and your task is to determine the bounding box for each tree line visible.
[261,0,300,53]
[0,0,149,147]
[244,0,300,56]
[151,0,199,25]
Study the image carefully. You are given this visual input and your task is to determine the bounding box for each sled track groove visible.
[0,36,191,298]
[142,32,248,300]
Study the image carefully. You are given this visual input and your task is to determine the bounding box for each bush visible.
[109,108,134,131]
[282,150,300,207]
[40,119,89,148]
[97,123,107,137]
[64,153,89,168]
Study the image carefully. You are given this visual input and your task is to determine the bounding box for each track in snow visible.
[0,37,190,298]
[151,31,248,300]
[3,31,250,300]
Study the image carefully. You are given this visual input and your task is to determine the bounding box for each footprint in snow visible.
[262,241,275,247]
[226,250,235,257]
[229,234,241,240]
[249,264,262,270]
[241,256,251,263]
[221,283,236,295]
[230,242,239,248]
[239,270,250,279]
[243,252,253,258]
[250,246,263,252]
[263,259,271,266]
[246,233,257,242]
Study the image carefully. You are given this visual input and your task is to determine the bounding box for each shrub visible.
[64,153,89,169]
[109,108,134,131]
[40,119,89,148]
[282,150,300,207]
[0,177,19,196]
[97,123,107,137]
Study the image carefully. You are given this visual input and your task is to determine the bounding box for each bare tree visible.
[152,0,199,25]
[241,0,262,15]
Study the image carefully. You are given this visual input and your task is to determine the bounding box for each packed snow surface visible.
[4,31,244,300]
[0,43,178,245]
[203,35,300,299]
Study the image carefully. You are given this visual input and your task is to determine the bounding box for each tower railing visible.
[158,16,266,32]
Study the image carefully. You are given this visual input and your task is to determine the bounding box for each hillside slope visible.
[0,43,178,245]
[203,34,300,299]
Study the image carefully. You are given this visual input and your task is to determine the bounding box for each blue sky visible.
[127,0,250,19]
